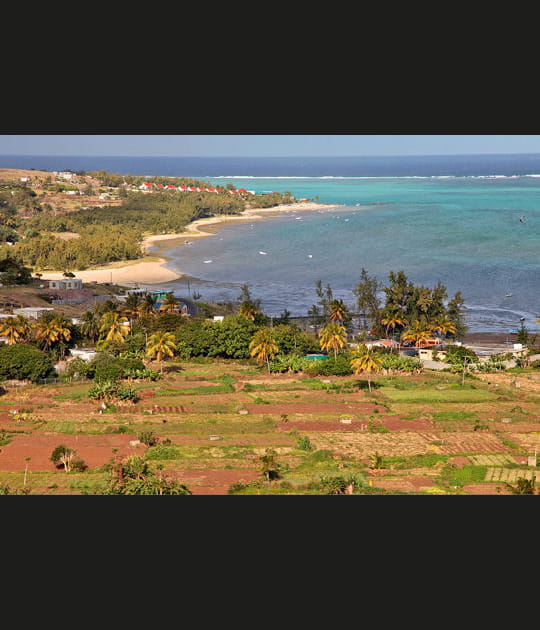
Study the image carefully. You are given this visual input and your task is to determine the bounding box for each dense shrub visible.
[0,343,54,381]
[88,379,139,403]
[303,353,353,376]
[377,353,422,371]
[268,354,313,373]
[137,431,159,447]
[441,345,479,365]
[174,316,258,360]
[270,325,319,356]
[88,352,146,380]
[64,357,93,380]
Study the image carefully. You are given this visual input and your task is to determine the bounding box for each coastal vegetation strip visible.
[0,168,300,274]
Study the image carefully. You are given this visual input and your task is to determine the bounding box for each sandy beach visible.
[41,201,340,286]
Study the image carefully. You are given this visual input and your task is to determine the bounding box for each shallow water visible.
[2,154,538,333]
[150,176,540,333]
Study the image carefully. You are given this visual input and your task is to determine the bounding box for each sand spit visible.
[41,201,341,286]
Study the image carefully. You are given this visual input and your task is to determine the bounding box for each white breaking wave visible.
[205,174,540,180]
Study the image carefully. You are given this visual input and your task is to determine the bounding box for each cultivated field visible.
[0,360,539,495]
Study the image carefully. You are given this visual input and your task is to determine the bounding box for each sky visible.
[1,134,540,157]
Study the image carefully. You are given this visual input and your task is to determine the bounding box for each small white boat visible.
[307,254,313,258]
[505,293,512,297]
[203,260,213,263]
[259,251,267,255]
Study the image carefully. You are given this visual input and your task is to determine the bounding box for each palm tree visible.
[79,310,101,343]
[51,315,72,358]
[380,311,406,340]
[159,292,180,313]
[400,321,433,348]
[146,330,177,371]
[99,311,130,344]
[138,294,157,318]
[350,345,382,392]
[33,318,60,351]
[249,328,279,373]
[13,315,33,342]
[239,300,258,322]
[33,314,72,354]
[318,322,348,361]
[0,316,27,345]
[430,315,457,340]
[328,299,349,323]
[122,294,141,324]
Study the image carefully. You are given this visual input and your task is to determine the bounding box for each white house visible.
[48,278,83,290]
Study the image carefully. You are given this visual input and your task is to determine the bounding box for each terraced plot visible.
[0,359,538,495]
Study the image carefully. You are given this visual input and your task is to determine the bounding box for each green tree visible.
[430,315,457,340]
[0,343,53,381]
[380,310,406,341]
[446,291,468,339]
[259,448,281,481]
[99,312,130,344]
[146,330,177,371]
[505,476,536,494]
[33,316,68,352]
[350,345,382,393]
[318,322,348,361]
[50,445,77,472]
[138,293,157,318]
[353,268,381,330]
[79,310,101,342]
[516,322,530,346]
[238,300,258,322]
[400,321,434,347]
[0,316,29,345]
[104,455,192,495]
[315,280,334,321]
[122,293,141,324]
[159,292,180,313]
[249,327,279,373]
[328,299,350,324]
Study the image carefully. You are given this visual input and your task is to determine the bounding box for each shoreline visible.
[37,201,537,338]
[40,201,341,286]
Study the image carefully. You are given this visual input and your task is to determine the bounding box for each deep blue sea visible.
[2,153,539,333]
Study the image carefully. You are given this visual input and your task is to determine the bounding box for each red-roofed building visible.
[139,182,153,191]
[166,184,176,189]
[178,185,187,191]
[365,339,400,349]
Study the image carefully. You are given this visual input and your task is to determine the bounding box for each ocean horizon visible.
[1,153,539,334]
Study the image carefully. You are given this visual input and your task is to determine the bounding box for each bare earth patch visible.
[168,469,261,495]
[0,434,143,471]
[244,402,385,415]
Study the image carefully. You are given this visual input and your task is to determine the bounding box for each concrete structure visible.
[12,307,54,319]
[48,278,83,290]
[69,348,97,362]
[418,347,446,361]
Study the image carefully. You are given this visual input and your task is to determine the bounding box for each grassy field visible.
[0,359,539,495]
